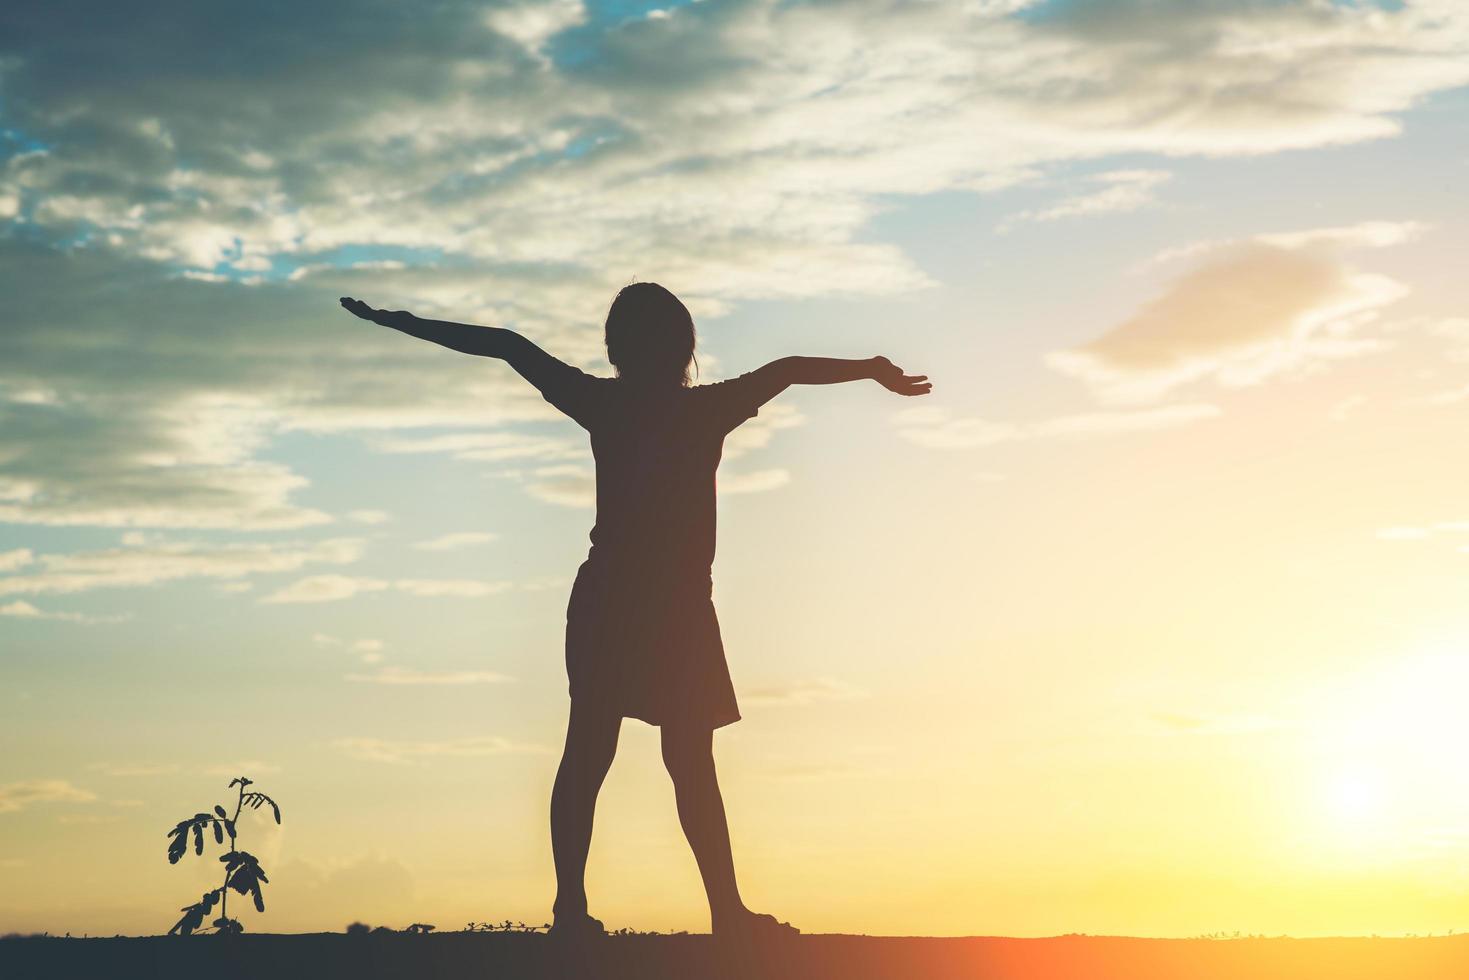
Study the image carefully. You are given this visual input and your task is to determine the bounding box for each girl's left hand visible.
[872,356,932,396]
[339,296,379,321]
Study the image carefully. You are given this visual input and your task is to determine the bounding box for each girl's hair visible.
[604,282,697,386]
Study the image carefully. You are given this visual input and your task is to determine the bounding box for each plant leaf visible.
[166,823,190,864]
[213,805,227,818]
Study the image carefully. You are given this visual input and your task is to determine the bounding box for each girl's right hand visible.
[340,296,378,321]
[872,356,932,396]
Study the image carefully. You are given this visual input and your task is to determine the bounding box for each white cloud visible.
[1375,521,1469,544]
[1004,169,1171,228]
[483,0,587,54]
[201,760,281,777]
[2,0,1467,531]
[345,666,511,685]
[264,575,510,603]
[412,532,499,552]
[0,779,98,814]
[0,537,365,597]
[1329,394,1368,422]
[524,465,596,509]
[744,677,869,707]
[1049,225,1413,402]
[0,549,34,572]
[896,402,1221,450]
[331,735,548,764]
[373,430,582,464]
[718,468,790,495]
[0,599,131,624]
[1147,712,1281,736]
[262,575,389,604]
[1377,526,1430,541]
[391,578,512,597]
[722,403,803,460]
[88,763,181,778]
[346,509,392,525]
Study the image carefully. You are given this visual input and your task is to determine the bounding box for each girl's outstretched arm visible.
[745,355,931,404]
[340,296,572,393]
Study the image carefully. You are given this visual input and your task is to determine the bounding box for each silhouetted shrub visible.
[164,777,281,936]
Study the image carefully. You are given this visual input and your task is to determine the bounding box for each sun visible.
[1324,766,1384,825]
[1309,643,1469,845]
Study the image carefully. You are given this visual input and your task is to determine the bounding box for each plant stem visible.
[218,781,246,928]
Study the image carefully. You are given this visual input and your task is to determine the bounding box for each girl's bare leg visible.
[660,723,750,929]
[550,702,621,923]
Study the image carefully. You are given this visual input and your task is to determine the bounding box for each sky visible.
[2,0,1469,939]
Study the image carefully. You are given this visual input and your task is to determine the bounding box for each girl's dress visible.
[537,363,765,730]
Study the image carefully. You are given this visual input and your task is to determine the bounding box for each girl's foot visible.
[713,909,800,941]
[546,912,605,942]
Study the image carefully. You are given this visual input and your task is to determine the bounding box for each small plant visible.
[165,776,281,936]
[465,920,551,933]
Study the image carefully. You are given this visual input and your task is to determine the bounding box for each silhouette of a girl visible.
[341,286,930,939]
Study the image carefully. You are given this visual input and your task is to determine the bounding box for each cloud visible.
[270,854,417,929]
[0,549,34,573]
[412,532,500,551]
[524,465,596,508]
[1003,169,1171,228]
[0,248,575,531]
[331,735,548,764]
[524,458,789,507]
[345,509,392,525]
[88,763,181,778]
[261,575,389,604]
[263,575,510,603]
[1329,394,1368,422]
[484,0,588,54]
[767,763,862,781]
[0,537,364,597]
[1,0,1466,532]
[345,666,511,686]
[1048,223,1414,401]
[718,468,790,495]
[1374,521,1469,544]
[372,431,583,464]
[743,677,868,707]
[1146,712,1280,736]
[896,402,1220,450]
[0,599,131,624]
[391,578,512,597]
[200,760,281,777]
[0,780,97,814]
[722,403,804,460]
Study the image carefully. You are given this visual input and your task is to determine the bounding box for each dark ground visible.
[3,931,1467,979]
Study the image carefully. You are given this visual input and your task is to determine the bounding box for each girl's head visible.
[604,282,697,386]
